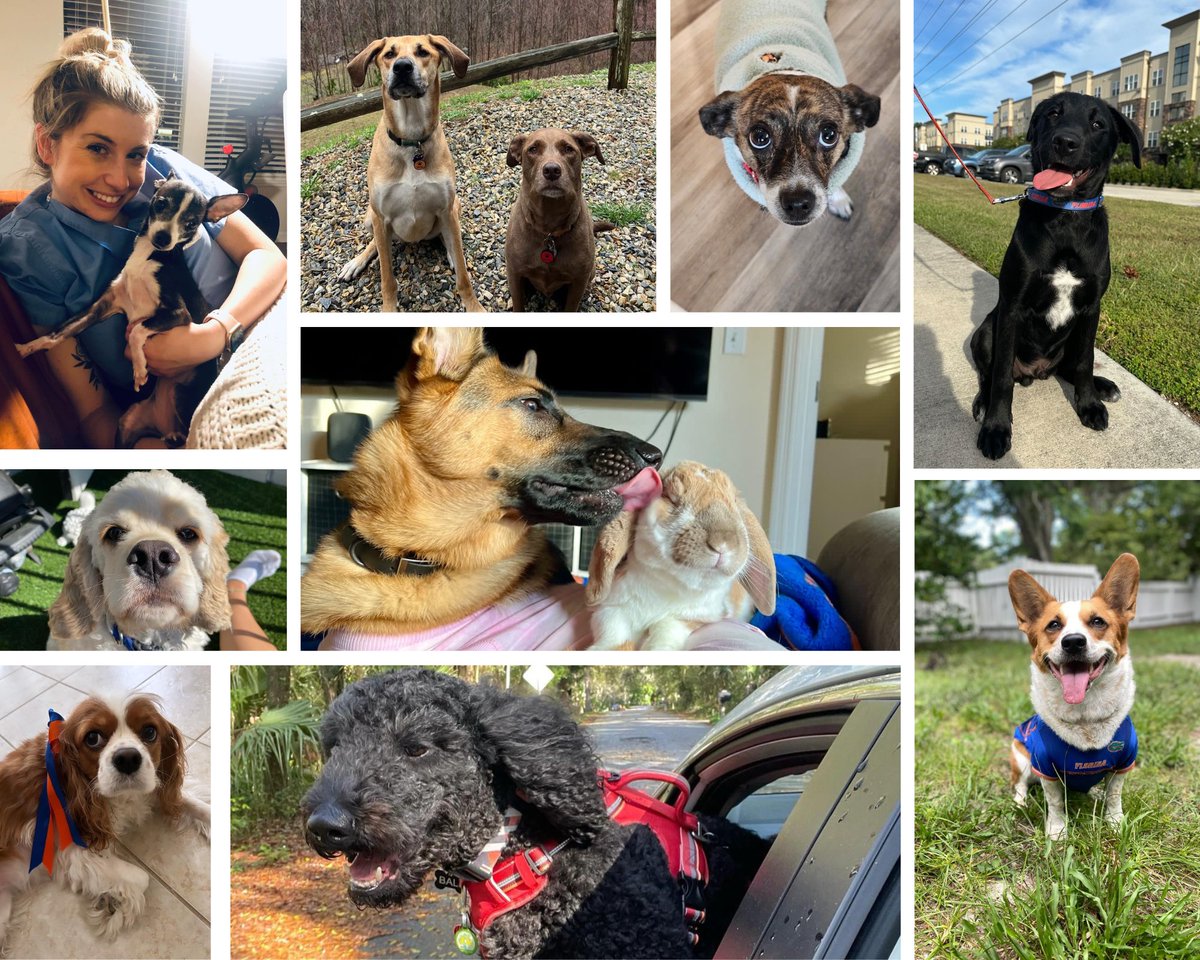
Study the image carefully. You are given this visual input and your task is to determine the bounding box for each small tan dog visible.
[337,35,484,312]
[505,128,609,311]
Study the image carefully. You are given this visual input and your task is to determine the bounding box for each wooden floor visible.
[670,0,901,312]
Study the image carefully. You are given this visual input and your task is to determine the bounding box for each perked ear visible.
[1094,553,1140,621]
[49,533,106,644]
[739,502,776,615]
[506,134,527,168]
[517,349,537,377]
[1008,569,1054,641]
[206,193,250,222]
[471,686,610,844]
[840,84,881,130]
[346,38,386,89]
[699,91,740,138]
[585,510,636,605]
[408,327,488,384]
[570,131,605,164]
[428,36,470,79]
[1107,105,1143,169]
[196,526,232,634]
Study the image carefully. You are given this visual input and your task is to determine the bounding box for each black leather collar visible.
[387,128,433,150]
[337,524,440,577]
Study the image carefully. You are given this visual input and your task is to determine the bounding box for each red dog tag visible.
[541,237,557,264]
[413,151,426,170]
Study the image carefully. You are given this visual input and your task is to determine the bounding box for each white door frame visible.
[768,327,823,555]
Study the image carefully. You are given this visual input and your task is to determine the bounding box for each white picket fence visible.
[918,559,1200,640]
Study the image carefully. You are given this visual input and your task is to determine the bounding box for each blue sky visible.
[914,0,1199,119]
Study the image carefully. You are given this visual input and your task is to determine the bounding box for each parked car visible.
[655,665,901,959]
[946,148,1009,178]
[979,144,1033,184]
[913,149,950,175]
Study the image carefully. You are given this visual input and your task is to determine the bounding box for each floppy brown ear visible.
[206,193,249,222]
[1095,553,1139,621]
[49,536,105,643]
[699,91,740,138]
[840,84,881,130]
[428,35,470,78]
[346,38,386,89]
[586,510,636,605]
[157,718,188,820]
[506,134,527,168]
[409,327,488,383]
[570,131,605,164]
[739,502,776,615]
[196,525,232,634]
[1008,570,1053,640]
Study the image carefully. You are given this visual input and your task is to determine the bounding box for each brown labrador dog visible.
[504,128,609,311]
[300,328,662,635]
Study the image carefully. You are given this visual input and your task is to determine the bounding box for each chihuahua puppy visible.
[699,0,880,226]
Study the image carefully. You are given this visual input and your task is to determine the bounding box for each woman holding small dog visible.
[0,28,286,448]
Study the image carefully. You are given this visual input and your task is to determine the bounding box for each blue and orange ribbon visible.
[29,709,87,875]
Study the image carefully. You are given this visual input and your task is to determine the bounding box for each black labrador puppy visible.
[970,92,1141,460]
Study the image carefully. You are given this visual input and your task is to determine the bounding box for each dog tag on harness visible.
[413,150,426,170]
[540,238,557,264]
[453,925,478,955]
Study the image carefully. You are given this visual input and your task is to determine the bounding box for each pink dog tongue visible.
[1059,667,1089,704]
[349,851,388,884]
[614,467,661,510]
[1034,168,1073,191]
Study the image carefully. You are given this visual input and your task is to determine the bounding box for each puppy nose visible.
[542,163,562,182]
[635,442,663,468]
[1061,633,1087,655]
[151,229,173,250]
[1052,132,1080,155]
[112,748,142,775]
[780,188,815,218]
[128,540,179,582]
[307,804,355,850]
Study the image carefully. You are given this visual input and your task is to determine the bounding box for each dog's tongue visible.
[1033,168,1073,191]
[1059,665,1090,704]
[614,467,661,510]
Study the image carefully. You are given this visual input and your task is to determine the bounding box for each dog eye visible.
[1047,619,1061,631]
[1089,616,1107,628]
[102,526,125,544]
[748,126,772,150]
[819,125,839,148]
[415,46,430,57]
[152,197,167,213]
[140,724,158,743]
[84,731,105,749]
[177,527,198,543]
[404,745,428,758]
[520,397,544,413]
[1092,120,1104,130]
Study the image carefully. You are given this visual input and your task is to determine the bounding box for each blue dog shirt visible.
[1014,714,1137,791]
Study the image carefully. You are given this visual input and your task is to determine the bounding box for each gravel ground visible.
[301,68,656,313]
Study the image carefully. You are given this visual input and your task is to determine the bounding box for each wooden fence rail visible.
[301,30,655,131]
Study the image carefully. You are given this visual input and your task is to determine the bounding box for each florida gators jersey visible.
[1014,714,1137,791]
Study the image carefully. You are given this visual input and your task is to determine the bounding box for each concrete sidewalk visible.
[914,226,1200,468]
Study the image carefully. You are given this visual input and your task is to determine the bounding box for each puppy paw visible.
[1104,807,1124,828]
[88,874,147,939]
[1094,376,1121,402]
[1077,400,1109,431]
[977,422,1012,460]
[337,259,364,282]
[1045,819,1067,842]
[827,187,854,220]
[1017,375,1034,387]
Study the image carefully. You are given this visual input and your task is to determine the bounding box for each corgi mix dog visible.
[1008,553,1139,840]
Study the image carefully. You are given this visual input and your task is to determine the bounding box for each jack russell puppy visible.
[1008,553,1139,841]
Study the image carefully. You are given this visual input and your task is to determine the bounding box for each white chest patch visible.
[1044,267,1083,330]
[111,245,163,326]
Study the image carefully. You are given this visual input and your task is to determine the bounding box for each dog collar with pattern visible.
[1024,188,1104,211]
[338,524,440,577]
[110,620,159,651]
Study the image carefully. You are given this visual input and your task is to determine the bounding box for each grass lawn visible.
[915,630,1200,957]
[914,176,1200,416]
[0,471,286,650]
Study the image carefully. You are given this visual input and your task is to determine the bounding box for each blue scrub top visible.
[1015,714,1138,792]
[0,145,239,393]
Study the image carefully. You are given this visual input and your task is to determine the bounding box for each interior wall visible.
[0,6,63,190]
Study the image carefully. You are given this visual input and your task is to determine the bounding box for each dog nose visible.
[635,441,662,468]
[542,163,562,182]
[307,804,355,851]
[1052,132,1080,156]
[151,229,173,250]
[128,540,179,582]
[112,748,142,775]
[779,187,815,218]
[393,58,415,77]
[1061,633,1087,655]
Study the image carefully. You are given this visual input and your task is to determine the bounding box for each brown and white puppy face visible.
[346,35,470,99]
[1009,554,1139,706]
[699,75,880,225]
[506,128,605,203]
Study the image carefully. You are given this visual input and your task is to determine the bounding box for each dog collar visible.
[741,160,760,184]
[1024,188,1104,211]
[30,709,88,876]
[338,524,440,577]
[387,127,433,170]
[110,621,160,651]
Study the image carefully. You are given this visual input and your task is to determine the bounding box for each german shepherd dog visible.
[300,328,663,635]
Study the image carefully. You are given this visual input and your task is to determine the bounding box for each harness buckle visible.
[523,847,553,876]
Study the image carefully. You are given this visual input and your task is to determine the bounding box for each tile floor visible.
[0,665,211,959]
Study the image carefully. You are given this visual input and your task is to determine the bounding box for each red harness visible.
[458,769,709,952]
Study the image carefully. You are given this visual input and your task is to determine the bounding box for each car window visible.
[724,770,814,838]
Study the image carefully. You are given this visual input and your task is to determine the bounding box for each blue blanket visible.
[751,555,856,651]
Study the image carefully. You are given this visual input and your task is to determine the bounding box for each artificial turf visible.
[0,470,286,650]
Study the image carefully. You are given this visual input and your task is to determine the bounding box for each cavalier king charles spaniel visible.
[48,471,231,651]
[0,695,209,948]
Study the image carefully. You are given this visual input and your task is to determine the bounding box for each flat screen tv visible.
[301,328,713,401]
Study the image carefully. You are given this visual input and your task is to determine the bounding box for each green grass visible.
[591,201,651,226]
[0,471,286,650]
[915,176,1200,416]
[300,173,323,200]
[916,633,1200,957]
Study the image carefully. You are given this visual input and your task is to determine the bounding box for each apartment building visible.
[991,9,1200,156]
[913,115,992,152]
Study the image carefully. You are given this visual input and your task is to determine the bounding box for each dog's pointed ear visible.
[347,38,386,89]
[1008,569,1054,643]
[206,193,249,222]
[471,686,610,844]
[517,349,537,377]
[409,327,488,384]
[739,501,776,615]
[506,134,527,168]
[586,510,636,606]
[699,91,740,138]
[570,131,605,164]
[196,526,232,634]
[840,84,881,131]
[1095,553,1140,621]
[428,36,470,79]
[49,526,105,644]
[1107,104,1143,169]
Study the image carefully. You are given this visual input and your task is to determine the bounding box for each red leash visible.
[914,85,1023,206]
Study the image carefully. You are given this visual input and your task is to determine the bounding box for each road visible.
[362,706,714,958]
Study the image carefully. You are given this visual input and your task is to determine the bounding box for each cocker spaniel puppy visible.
[48,471,231,651]
[0,695,210,950]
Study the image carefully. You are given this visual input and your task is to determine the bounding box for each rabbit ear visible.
[738,502,777,615]
[586,510,636,605]
[49,535,106,642]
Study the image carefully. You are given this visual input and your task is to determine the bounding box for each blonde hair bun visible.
[58,27,131,61]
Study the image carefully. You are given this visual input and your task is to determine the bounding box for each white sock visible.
[228,549,281,590]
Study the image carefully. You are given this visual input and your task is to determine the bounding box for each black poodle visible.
[301,669,769,959]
